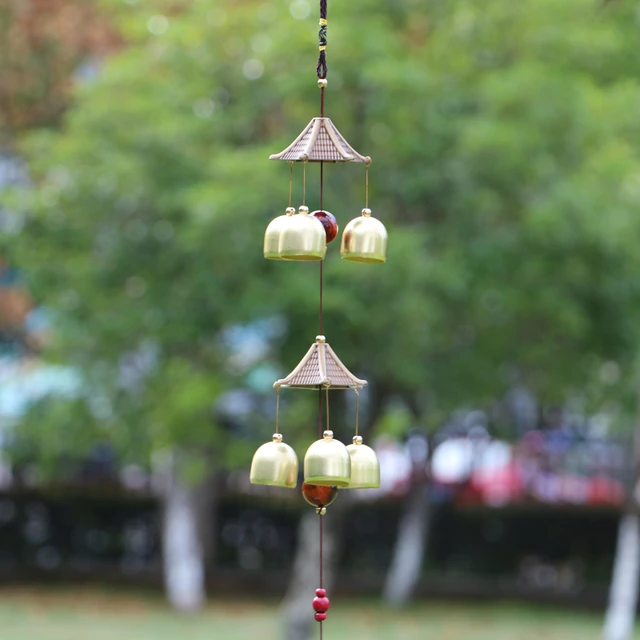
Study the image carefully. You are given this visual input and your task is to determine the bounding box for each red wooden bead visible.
[313,596,331,613]
[315,613,327,622]
[315,588,327,597]
[302,483,338,508]
[311,210,339,243]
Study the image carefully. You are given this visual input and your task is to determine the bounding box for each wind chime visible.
[250,0,387,635]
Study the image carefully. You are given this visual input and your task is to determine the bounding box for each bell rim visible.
[279,252,326,261]
[341,252,386,264]
[342,481,380,489]
[304,476,350,488]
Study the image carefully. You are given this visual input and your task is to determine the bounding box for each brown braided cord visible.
[316,0,327,79]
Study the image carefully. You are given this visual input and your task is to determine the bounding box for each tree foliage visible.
[0,0,119,138]
[6,0,640,470]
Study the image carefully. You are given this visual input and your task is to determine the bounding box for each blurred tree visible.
[0,0,120,140]
[5,0,640,633]
[364,0,640,616]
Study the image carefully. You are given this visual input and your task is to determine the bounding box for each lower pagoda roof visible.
[274,335,367,390]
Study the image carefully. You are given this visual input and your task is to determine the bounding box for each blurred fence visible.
[0,483,620,606]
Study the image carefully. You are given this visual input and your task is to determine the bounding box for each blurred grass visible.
[0,587,635,640]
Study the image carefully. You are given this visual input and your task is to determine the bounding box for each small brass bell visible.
[340,208,387,264]
[344,436,380,489]
[304,430,351,487]
[264,207,296,260]
[250,433,299,488]
[279,206,327,261]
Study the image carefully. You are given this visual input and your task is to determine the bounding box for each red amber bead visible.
[315,613,327,622]
[313,596,331,613]
[311,210,339,243]
[302,483,338,508]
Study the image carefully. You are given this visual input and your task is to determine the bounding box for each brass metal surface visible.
[344,436,380,489]
[304,430,351,487]
[340,209,388,264]
[250,434,299,488]
[264,207,296,260]
[279,206,327,261]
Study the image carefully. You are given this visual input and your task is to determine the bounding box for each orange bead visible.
[302,482,338,508]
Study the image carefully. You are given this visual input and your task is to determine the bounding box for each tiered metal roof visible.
[274,335,367,389]
[269,118,370,163]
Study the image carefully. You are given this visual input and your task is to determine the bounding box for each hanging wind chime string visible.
[317,0,327,337]
[288,162,294,207]
[355,389,360,437]
[317,0,328,80]
[317,3,328,638]
[318,387,323,439]
[319,162,324,336]
[317,388,330,639]
[316,382,324,640]
[325,387,330,431]
[319,512,324,640]
[275,387,281,434]
[365,163,370,209]
[319,511,324,586]
[302,160,307,206]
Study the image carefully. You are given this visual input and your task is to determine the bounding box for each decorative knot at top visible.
[273,336,367,390]
[269,118,371,164]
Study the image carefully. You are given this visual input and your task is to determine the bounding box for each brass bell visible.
[250,433,299,488]
[264,207,296,260]
[279,206,327,261]
[344,436,380,489]
[304,430,351,487]
[340,208,387,264]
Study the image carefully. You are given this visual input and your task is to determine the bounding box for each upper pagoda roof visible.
[274,335,368,390]
[269,118,370,163]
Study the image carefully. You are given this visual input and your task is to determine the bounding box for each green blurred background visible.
[2,0,640,638]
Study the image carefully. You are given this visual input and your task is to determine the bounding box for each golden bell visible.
[279,206,327,261]
[304,430,351,487]
[340,208,387,264]
[264,207,296,260]
[344,436,380,489]
[250,433,299,488]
